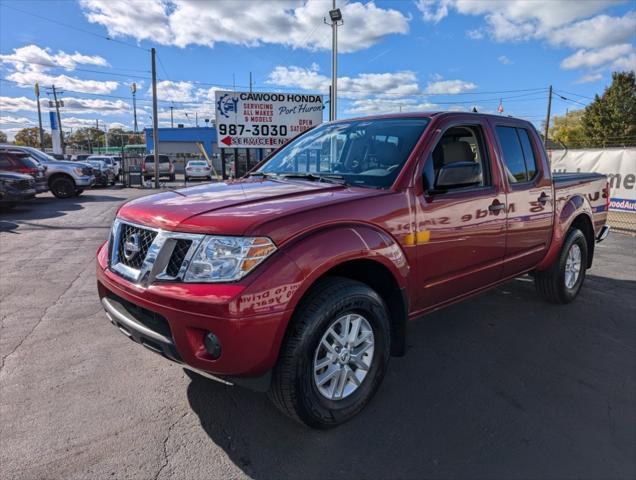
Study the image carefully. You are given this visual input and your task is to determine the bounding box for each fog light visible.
[204,332,221,359]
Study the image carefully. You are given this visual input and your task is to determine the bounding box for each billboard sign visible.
[215,90,323,149]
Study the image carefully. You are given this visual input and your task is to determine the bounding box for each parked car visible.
[185,160,213,181]
[142,154,175,181]
[88,156,120,180]
[0,171,36,209]
[0,145,95,198]
[112,156,123,180]
[72,154,91,162]
[0,151,48,193]
[97,112,610,428]
[86,159,115,187]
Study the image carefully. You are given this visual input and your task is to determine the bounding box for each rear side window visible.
[16,155,39,168]
[496,126,539,183]
[0,153,15,169]
[516,128,538,179]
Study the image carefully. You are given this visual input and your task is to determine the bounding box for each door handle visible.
[538,192,551,205]
[488,200,506,212]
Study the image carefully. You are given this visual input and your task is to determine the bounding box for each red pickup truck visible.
[97,112,609,428]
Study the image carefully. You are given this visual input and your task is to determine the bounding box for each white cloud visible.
[0,96,37,112]
[1,44,118,94]
[424,79,477,94]
[267,64,423,98]
[0,44,108,71]
[80,0,409,53]
[498,55,513,65]
[547,12,636,49]
[612,52,636,71]
[575,72,604,84]
[0,115,35,126]
[346,97,437,115]
[561,44,634,70]
[417,1,634,77]
[153,80,196,102]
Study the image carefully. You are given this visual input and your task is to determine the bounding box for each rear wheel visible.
[50,176,76,199]
[535,228,588,304]
[269,277,391,429]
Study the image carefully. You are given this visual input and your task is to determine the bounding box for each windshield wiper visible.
[279,173,348,185]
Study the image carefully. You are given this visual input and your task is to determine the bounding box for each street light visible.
[325,1,343,121]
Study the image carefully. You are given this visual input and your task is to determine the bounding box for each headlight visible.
[73,167,84,176]
[184,236,276,283]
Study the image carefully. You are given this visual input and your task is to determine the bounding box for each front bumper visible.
[596,225,610,242]
[96,242,298,382]
[75,175,95,187]
[34,178,48,193]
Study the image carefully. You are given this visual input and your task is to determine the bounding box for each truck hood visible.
[117,178,379,236]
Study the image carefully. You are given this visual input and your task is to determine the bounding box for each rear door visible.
[412,117,507,312]
[491,122,554,276]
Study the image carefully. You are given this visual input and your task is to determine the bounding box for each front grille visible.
[117,223,157,269]
[82,166,93,175]
[166,239,192,277]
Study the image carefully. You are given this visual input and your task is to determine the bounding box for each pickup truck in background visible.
[0,145,95,198]
[96,112,609,428]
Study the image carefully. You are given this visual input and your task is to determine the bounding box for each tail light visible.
[17,167,38,175]
[602,181,610,210]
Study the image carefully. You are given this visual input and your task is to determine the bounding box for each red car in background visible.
[0,151,48,194]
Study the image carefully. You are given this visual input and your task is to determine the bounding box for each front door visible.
[412,121,507,313]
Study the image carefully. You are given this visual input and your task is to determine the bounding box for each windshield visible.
[257,117,430,188]
[145,155,170,163]
[23,147,56,163]
[188,161,207,166]
[87,161,104,168]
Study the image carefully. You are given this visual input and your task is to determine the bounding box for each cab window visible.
[423,125,491,192]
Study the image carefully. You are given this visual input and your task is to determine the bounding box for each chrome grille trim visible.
[110,219,204,286]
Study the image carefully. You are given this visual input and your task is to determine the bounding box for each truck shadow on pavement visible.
[186,274,636,480]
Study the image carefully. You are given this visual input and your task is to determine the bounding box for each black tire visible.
[269,276,391,429]
[75,188,84,196]
[535,228,588,304]
[50,175,76,199]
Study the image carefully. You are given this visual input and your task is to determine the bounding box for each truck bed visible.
[553,172,608,235]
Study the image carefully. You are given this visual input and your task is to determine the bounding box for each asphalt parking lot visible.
[1,188,635,480]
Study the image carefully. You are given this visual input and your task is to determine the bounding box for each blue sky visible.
[1,0,635,139]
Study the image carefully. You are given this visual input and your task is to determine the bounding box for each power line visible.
[0,4,149,52]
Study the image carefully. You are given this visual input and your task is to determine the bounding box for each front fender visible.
[536,194,593,271]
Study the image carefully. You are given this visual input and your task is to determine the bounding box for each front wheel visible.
[75,188,84,196]
[535,228,588,304]
[50,176,76,199]
[269,277,391,429]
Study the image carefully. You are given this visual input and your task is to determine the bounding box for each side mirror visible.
[435,161,482,190]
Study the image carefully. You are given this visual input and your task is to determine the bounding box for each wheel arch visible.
[537,194,595,271]
[48,172,75,187]
[280,225,410,357]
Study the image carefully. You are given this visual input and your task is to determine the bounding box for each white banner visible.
[215,90,323,149]
[49,111,62,154]
[550,148,636,212]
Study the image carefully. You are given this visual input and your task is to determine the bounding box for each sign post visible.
[215,91,323,149]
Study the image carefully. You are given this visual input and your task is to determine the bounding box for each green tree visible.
[14,127,52,148]
[549,109,587,148]
[67,127,105,152]
[106,128,127,147]
[0,130,7,143]
[582,71,636,147]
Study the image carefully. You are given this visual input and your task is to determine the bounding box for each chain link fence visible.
[608,211,636,234]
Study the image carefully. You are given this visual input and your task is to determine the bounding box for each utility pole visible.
[151,47,160,189]
[325,1,343,121]
[34,83,44,149]
[170,105,174,128]
[96,119,100,150]
[544,85,553,148]
[131,82,138,135]
[51,85,64,153]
